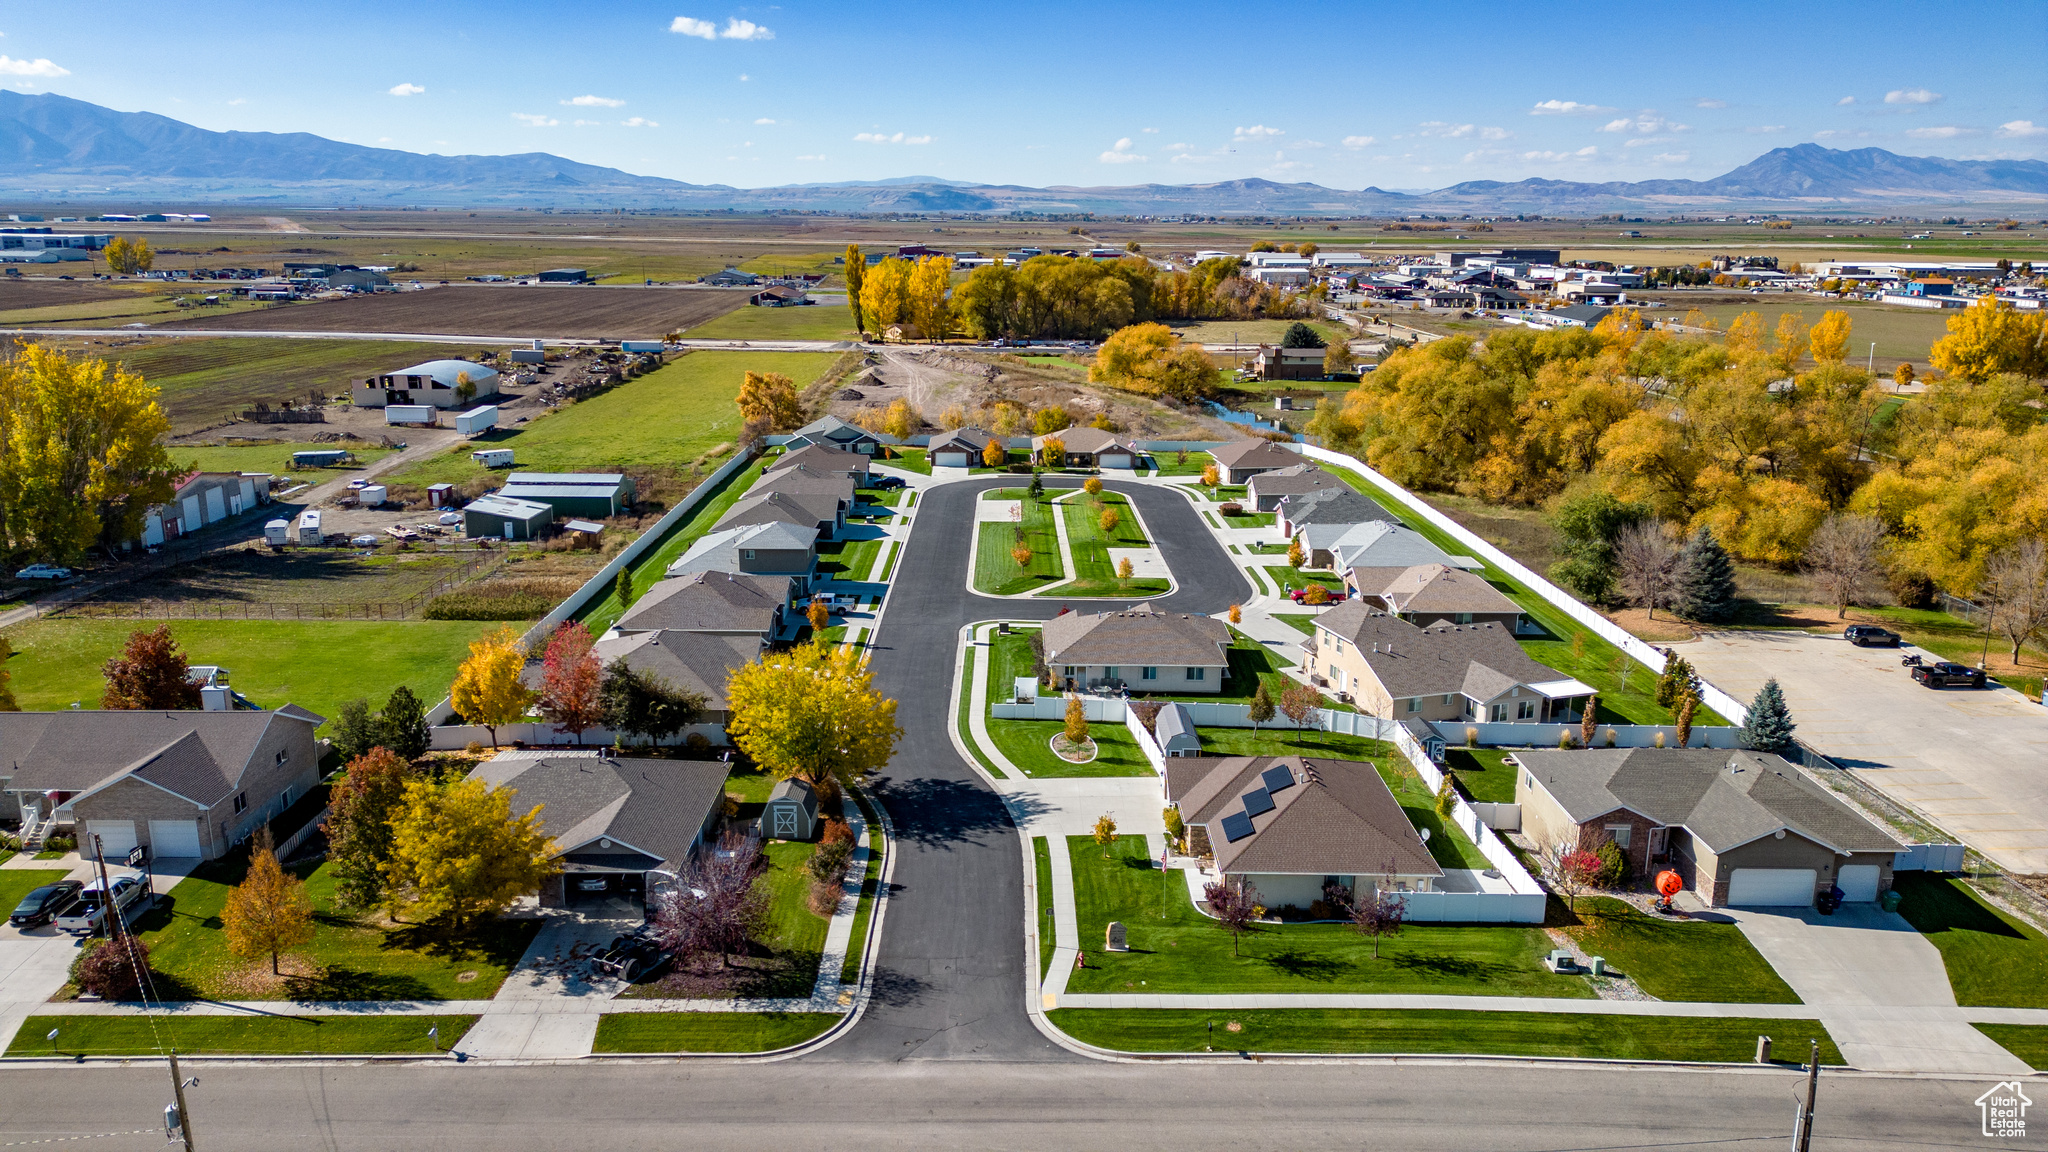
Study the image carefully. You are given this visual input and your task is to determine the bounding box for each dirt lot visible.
[60,547,498,618]
[155,283,747,339]
[0,278,141,308]
[833,347,1226,441]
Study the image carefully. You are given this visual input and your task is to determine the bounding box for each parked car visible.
[590,929,670,983]
[14,563,72,581]
[54,875,150,936]
[9,879,83,928]
[1912,661,1987,689]
[867,476,906,491]
[1288,586,1348,604]
[1845,624,1902,647]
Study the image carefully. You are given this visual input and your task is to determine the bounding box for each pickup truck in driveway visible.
[1912,661,1988,689]
[54,875,150,936]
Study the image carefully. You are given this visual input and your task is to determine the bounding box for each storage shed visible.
[291,449,352,468]
[462,494,553,540]
[758,778,819,841]
[427,483,458,508]
[498,472,635,518]
[1154,703,1201,757]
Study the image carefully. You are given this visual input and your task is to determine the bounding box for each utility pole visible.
[166,1049,197,1152]
[1867,341,1876,377]
[1792,1038,1820,1150]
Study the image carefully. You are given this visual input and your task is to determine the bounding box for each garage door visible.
[1727,868,1817,907]
[1837,864,1881,903]
[148,820,203,859]
[84,820,138,861]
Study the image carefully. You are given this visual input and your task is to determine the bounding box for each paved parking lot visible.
[1680,630,2048,873]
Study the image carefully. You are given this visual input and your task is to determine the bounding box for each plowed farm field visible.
[155,284,747,339]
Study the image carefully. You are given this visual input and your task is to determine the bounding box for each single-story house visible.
[1246,463,1345,512]
[751,465,857,516]
[1250,345,1326,381]
[1208,439,1304,485]
[1305,605,1593,724]
[786,415,882,456]
[1513,748,1903,908]
[497,472,636,518]
[1276,486,1399,540]
[769,444,871,484]
[1472,286,1529,310]
[1425,290,1476,310]
[351,359,501,409]
[1533,303,1614,329]
[0,705,325,862]
[1032,427,1137,469]
[1356,563,1523,630]
[759,778,820,841]
[1154,703,1201,757]
[524,628,757,731]
[715,489,846,541]
[929,427,1000,468]
[463,494,554,540]
[1166,755,1442,910]
[469,754,730,914]
[1319,521,1475,586]
[616,570,792,642]
[665,521,819,593]
[1040,602,1232,694]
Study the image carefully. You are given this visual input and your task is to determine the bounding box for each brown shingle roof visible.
[1032,426,1133,454]
[1314,606,1565,700]
[929,427,997,453]
[1039,602,1230,668]
[617,570,789,634]
[1167,755,1441,879]
[1208,439,1302,471]
[1373,564,1521,616]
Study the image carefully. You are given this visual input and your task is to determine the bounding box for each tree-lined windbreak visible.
[952,255,1310,342]
[0,345,182,564]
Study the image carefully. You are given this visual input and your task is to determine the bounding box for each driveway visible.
[1679,630,2048,873]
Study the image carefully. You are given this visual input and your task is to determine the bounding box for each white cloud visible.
[1651,151,1691,163]
[0,56,68,77]
[1101,137,1147,163]
[1417,121,1475,138]
[738,73,749,82]
[1234,124,1283,138]
[1168,142,1189,150]
[754,117,776,125]
[670,16,716,38]
[1342,135,1376,148]
[387,82,424,96]
[1997,120,2048,138]
[227,97,246,106]
[1886,88,1942,105]
[1529,99,1611,116]
[1141,127,1159,133]
[720,18,773,40]
[853,131,932,144]
[573,119,600,126]
[1693,98,1728,109]
[1837,96,1857,106]
[1522,146,1599,161]
[621,117,659,128]
[796,154,825,161]
[1479,126,1510,140]
[1623,136,1676,148]
[1599,112,1688,135]
[1747,124,1787,134]
[511,113,559,127]
[564,95,625,107]
[1905,125,1974,139]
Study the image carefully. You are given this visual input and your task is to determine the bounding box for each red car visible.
[1288,587,1347,604]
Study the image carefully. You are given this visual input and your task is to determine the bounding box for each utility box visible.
[472,448,515,469]
[296,510,322,545]
[454,405,498,436]
[358,484,388,507]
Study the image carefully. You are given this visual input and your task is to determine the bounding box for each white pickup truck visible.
[54,875,151,936]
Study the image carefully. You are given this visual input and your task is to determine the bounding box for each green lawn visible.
[973,490,1065,595]
[1269,612,1317,635]
[1135,629,1300,704]
[1222,511,1276,528]
[1565,897,1800,1003]
[577,462,767,633]
[877,448,931,475]
[1893,873,2048,1007]
[1045,492,1170,598]
[1263,565,1344,595]
[1974,1024,2048,1070]
[7,1014,480,1057]
[817,537,883,582]
[1377,759,1492,872]
[131,853,541,1001]
[1181,483,1249,502]
[0,618,498,733]
[682,302,859,342]
[389,350,839,490]
[1146,450,1214,477]
[591,1012,841,1053]
[987,718,1157,778]
[1444,748,1519,803]
[0,870,72,920]
[1035,836,1055,981]
[172,441,395,476]
[954,644,1003,778]
[758,840,830,995]
[1064,837,1589,997]
[1048,1008,1842,1062]
[838,791,886,986]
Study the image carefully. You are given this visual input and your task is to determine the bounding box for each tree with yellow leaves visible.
[1116,556,1134,586]
[907,256,954,342]
[381,776,556,924]
[1770,313,1809,374]
[1083,476,1103,497]
[859,257,915,335]
[1099,506,1120,534]
[881,398,920,439]
[1723,311,1767,363]
[725,641,902,795]
[982,437,1006,468]
[224,838,315,975]
[1089,322,1218,401]
[735,370,802,432]
[102,236,154,275]
[843,245,866,333]
[1929,296,2048,381]
[1809,310,1852,364]
[450,626,533,748]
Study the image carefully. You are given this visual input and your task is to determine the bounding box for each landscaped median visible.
[6,1014,480,1058]
[1049,490,1169,598]
[972,489,1065,595]
[591,1011,841,1054]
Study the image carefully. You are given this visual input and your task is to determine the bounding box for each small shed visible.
[759,778,819,841]
[1013,676,1039,703]
[462,494,553,540]
[427,483,458,508]
[1155,703,1201,758]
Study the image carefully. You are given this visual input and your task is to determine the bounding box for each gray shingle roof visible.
[0,708,324,803]
[1040,603,1230,668]
[928,427,997,453]
[1208,439,1303,471]
[1247,463,1346,502]
[1373,564,1521,616]
[769,445,869,477]
[618,570,788,634]
[1280,487,1397,529]
[1513,748,1901,855]
[1165,755,1441,879]
[1313,608,1566,700]
[665,522,819,579]
[467,754,730,871]
[751,465,855,506]
[1154,703,1196,747]
[716,489,842,534]
[1325,521,1459,571]
[1032,426,1133,454]
[595,630,757,711]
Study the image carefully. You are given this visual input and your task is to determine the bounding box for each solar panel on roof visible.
[1261,765,1296,793]
[1220,811,1255,843]
[1241,787,1274,817]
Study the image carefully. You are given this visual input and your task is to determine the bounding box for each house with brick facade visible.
[0,706,324,861]
[1303,604,1592,724]
[1040,603,1231,694]
[1512,748,1902,908]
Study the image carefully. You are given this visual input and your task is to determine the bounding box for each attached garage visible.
[148,819,204,859]
[85,820,138,861]
[1728,868,1817,907]
[1837,864,1881,903]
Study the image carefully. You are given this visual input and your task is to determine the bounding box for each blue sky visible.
[8,0,2047,189]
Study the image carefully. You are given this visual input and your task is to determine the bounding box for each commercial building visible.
[462,494,553,540]
[351,359,501,409]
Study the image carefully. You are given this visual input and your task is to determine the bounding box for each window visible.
[1517,700,1537,720]
[274,749,289,766]
[1453,612,1472,624]
[1103,666,1118,681]
[1605,824,1632,850]
[1141,667,1157,680]
[1064,666,1077,677]
[232,792,248,814]
[1442,694,1455,705]
[1525,772,1535,789]
[742,549,757,560]
[1490,703,1507,722]
[1185,667,1205,681]
[1405,697,1421,713]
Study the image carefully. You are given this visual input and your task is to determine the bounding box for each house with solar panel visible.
[1164,755,1441,911]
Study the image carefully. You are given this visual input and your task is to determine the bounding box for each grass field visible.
[1444,748,1518,803]
[77,337,458,431]
[591,1012,840,1053]
[1047,492,1169,598]
[1893,873,2048,1008]
[1168,319,1349,347]
[7,1014,480,1057]
[169,440,396,476]
[1064,837,1587,997]
[987,718,1158,778]
[1048,1008,1843,1062]
[391,351,838,490]
[1679,299,1952,368]
[683,302,859,342]
[67,550,488,616]
[973,490,1065,595]
[155,284,744,340]
[1565,897,1800,1003]
[1974,1024,2048,1070]
[0,617,497,729]
[1263,565,1344,595]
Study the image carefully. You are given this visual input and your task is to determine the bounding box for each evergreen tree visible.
[1741,678,1797,754]
[1672,527,1738,622]
[1279,322,1326,349]
[377,686,431,761]
[1653,651,1699,712]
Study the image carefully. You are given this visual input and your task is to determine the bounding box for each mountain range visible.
[3,92,2045,214]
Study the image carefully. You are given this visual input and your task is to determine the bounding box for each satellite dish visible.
[1419,828,1431,842]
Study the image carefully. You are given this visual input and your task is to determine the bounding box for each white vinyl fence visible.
[1444,722,1743,750]
[428,721,729,752]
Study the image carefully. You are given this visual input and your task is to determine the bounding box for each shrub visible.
[72,936,151,1000]
[683,732,711,754]
[0,832,19,853]
[821,818,854,847]
[1218,502,1245,517]
[44,835,76,853]
[1595,839,1630,887]
[1887,568,1936,609]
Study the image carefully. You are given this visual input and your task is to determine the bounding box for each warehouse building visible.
[350,360,501,409]
[463,494,553,540]
[497,472,636,518]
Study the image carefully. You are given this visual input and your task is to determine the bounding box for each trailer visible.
[296,510,322,545]
[454,405,498,436]
[291,449,351,468]
[263,519,291,548]
[358,484,388,507]
[385,404,435,426]
[472,448,515,469]
[620,341,665,354]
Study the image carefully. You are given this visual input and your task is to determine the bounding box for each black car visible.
[867,476,906,491]
[9,879,82,928]
[1913,661,1987,689]
[1845,624,1902,647]
[590,930,670,983]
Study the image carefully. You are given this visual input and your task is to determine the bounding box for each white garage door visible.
[1728,868,1817,907]
[148,820,203,859]
[1837,864,1881,903]
[84,820,138,861]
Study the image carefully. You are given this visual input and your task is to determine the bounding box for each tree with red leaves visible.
[538,622,604,745]
[100,625,201,710]
[1203,876,1264,957]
